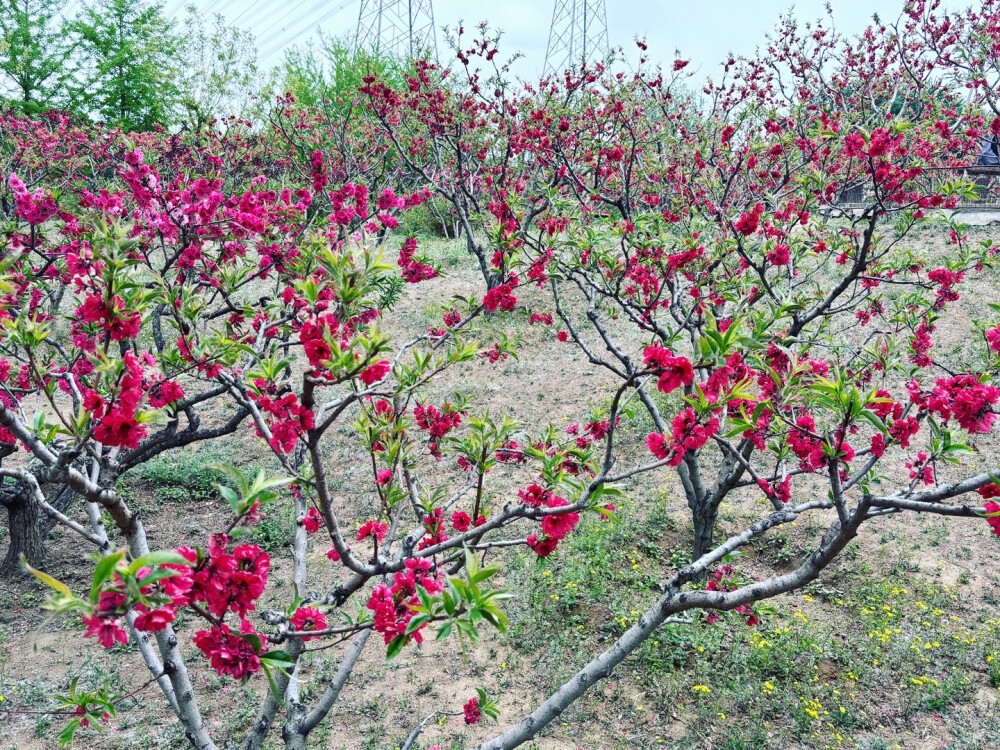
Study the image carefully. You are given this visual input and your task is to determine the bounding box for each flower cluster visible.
[87,352,183,449]
[483,280,518,312]
[414,402,464,456]
[8,173,58,225]
[366,558,443,644]
[192,624,264,681]
[920,374,1000,434]
[646,408,720,466]
[183,537,271,619]
[397,237,439,282]
[250,392,316,453]
[643,344,694,394]
[520,485,580,557]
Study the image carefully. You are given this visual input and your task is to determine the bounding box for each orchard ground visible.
[2,225,1000,750]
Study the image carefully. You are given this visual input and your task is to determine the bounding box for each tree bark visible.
[691,502,718,562]
[1,484,44,574]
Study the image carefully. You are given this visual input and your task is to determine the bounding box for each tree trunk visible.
[690,502,718,563]
[1,486,44,575]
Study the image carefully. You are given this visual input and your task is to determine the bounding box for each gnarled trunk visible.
[1,484,44,574]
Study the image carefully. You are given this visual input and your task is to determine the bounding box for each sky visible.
[151,0,970,80]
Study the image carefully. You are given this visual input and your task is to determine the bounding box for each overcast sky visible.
[153,0,971,80]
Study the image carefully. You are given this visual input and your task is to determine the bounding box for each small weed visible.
[248,502,295,551]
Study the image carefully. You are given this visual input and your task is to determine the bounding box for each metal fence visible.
[835,166,1000,210]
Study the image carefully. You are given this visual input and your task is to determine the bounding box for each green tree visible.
[278,33,409,113]
[175,6,259,131]
[0,0,78,117]
[75,0,179,131]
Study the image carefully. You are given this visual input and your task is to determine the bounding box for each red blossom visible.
[359,360,391,386]
[289,606,328,641]
[464,697,482,724]
[357,520,388,543]
[483,283,517,312]
[192,625,262,680]
[302,507,324,533]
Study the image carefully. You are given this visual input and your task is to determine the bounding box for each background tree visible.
[174,6,259,132]
[0,0,78,117]
[74,0,179,131]
[278,33,407,113]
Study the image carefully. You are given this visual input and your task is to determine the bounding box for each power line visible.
[257,0,355,62]
[200,0,229,15]
[257,0,338,57]
[229,0,272,27]
[247,0,323,37]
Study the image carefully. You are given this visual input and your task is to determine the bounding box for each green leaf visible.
[260,650,296,671]
[134,568,182,589]
[24,557,73,597]
[442,590,456,616]
[127,550,188,575]
[857,409,889,435]
[218,485,241,512]
[89,550,126,603]
[405,615,430,635]
[239,632,263,653]
[207,462,249,497]
[386,634,406,659]
[471,564,500,585]
[58,718,81,747]
[260,662,282,701]
[416,584,433,611]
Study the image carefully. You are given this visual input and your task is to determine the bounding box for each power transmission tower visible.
[355,0,438,59]
[544,0,610,75]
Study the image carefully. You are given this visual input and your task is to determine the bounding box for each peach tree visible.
[4,2,1000,749]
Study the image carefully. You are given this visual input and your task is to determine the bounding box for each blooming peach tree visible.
[4,2,1000,749]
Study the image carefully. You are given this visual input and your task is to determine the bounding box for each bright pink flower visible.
[643,344,673,369]
[979,484,1000,499]
[656,356,694,394]
[843,132,867,157]
[93,408,147,449]
[734,203,763,235]
[357,520,388,543]
[988,326,1000,353]
[148,380,184,408]
[870,433,886,458]
[985,501,1000,538]
[518,484,550,507]
[527,533,559,557]
[359,360,390,386]
[540,496,579,541]
[289,606,328,641]
[464,697,482,724]
[451,511,472,532]
[302,507,324,533]
[82,612,129,649]
[766,243,790,266]
[133,605,176,633]
[483,284,517,312]
[192,625,261,680]
[646,432,669,460]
